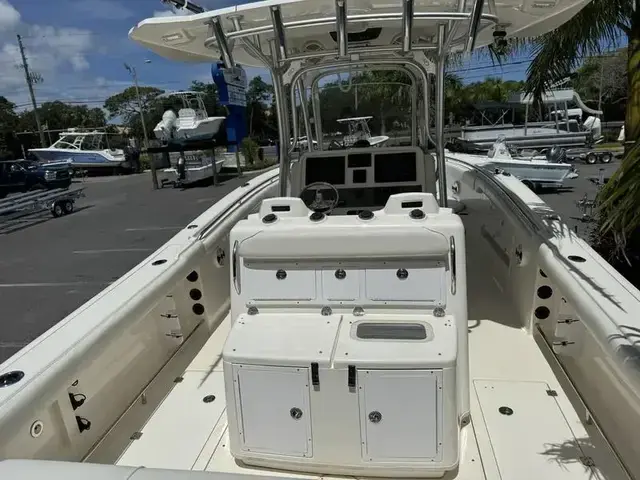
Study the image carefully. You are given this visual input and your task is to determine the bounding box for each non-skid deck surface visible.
[115,307,619,480]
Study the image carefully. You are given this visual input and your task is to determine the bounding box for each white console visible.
[223,312,458,477]
[224,192,469,477]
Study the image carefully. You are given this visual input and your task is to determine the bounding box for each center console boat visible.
[1,1,638,479]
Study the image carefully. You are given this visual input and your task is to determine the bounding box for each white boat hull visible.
[447,151,575,187]
[154,117,225,144]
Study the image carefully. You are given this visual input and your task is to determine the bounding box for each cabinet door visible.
[365,264,445,304]
[243,264,316,301]
[358,369,440,462]
[234,365,312,457]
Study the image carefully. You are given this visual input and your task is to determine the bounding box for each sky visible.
[0,0,272,113]
[0,0,613,116]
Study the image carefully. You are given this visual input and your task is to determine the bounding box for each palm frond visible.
[524,0,630,100]
[597,139,640,251]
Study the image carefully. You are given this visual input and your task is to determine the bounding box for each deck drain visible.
[152,259,167,266]
[203,395,216,403]
[498,406,513,416]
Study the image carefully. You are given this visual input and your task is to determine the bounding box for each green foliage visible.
[247,76,275,138]
[103,86,164,141]
[240,137,260,166]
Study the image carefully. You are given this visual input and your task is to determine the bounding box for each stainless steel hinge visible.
[161,313,178,319]
[552,340,575,347]
[130,432,143,440]
[165,332,183,338]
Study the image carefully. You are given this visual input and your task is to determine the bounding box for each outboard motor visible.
[176,154,186,180]
[546,146,567,163]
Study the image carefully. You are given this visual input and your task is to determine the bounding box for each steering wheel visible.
[299,182,340,214]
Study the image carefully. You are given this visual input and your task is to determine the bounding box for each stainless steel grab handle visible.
[232,240,240,294]
[450,236,456,295]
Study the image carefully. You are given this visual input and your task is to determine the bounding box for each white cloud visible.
[0,0,96,106]
[0,0,20,31]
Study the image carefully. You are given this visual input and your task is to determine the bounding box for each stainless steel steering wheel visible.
[299,182,340,214]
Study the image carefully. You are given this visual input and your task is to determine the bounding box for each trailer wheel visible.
[599,152,612,164]
[585,153,597,164]
[52,202,64,218]
[62,200,74,214]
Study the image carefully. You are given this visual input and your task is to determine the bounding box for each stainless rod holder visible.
[270,6,288,60]
[336,0,348,57]
[465,0,485,53]
[402,0,414,52]
[210,17,234,68]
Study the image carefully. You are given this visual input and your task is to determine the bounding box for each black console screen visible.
[374,152,417,183]
[305,156,346,185]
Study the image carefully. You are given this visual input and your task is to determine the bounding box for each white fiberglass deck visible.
[99,267,622,480]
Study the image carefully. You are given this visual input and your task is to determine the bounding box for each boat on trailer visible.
[336,116,390,147]
[1,1,639,479]
[447,137,579,191]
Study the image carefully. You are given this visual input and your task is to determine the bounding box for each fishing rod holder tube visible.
[209,17,234,68]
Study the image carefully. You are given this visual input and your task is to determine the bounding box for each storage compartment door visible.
[365,263,446,304]
[234,365,312,457]
[242,263,316,301]
[358,369,440,462]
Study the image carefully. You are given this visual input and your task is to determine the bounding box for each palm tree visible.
[523,0,639,252]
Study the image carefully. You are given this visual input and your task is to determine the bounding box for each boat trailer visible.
[0,187,85,226]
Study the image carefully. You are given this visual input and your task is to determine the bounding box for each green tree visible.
[189,80,224,116]
[104,86,164,141]
[0,96,18,159]
[246,76,273,137]
[521,0,639,251]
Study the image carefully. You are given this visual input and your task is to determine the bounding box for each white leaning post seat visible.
[224,193,469,478]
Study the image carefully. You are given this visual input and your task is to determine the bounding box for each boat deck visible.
[107,271,625,480]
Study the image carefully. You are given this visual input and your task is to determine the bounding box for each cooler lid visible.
[332,313,457,369]
[223,313,339,367]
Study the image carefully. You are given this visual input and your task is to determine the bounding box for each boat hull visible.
[154,117,226,144]
[29,148,126,169]
[447,151,574,187]
[460,125,589,149]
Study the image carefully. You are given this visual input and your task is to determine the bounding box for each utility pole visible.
[125,62,158,189]
[17,34,46,147]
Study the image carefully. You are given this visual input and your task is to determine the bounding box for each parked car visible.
[0,159,72,198]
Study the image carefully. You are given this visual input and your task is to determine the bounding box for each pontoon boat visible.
[1,1,638,479]
[460,89,603,149]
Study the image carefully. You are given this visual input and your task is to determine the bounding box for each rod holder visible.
[465,0,485,53]
[210,17,234,68]
[401,0,414,52]
[270,6,287,61]
[335,0,348,57]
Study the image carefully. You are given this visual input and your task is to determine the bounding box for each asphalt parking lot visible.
[538,160,619,237]
[0,158,620,364]
[0,172,260,363]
